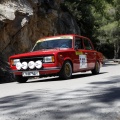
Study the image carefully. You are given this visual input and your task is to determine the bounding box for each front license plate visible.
[22,71,39,77]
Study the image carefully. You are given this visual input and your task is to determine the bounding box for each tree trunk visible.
[114,40,120,59]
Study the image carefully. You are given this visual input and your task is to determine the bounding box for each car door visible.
[73,36,88,71]
[82,38,96,69]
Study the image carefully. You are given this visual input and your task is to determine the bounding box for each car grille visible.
[20,57,43,63]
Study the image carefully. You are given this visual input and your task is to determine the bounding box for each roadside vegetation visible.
[64,0,120,59]
[0,53,15,83]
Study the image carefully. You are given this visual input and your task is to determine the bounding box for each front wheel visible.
[91,61,100,75]
[15,75,28,83]
[59,61,72,79]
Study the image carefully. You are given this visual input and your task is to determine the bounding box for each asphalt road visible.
[0,62,120,120]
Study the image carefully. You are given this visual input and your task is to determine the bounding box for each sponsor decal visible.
[37,36,73,43]
[60,36,73,39]
[79,55,87,68]
[76,51,83,55]
[37,39,44,43]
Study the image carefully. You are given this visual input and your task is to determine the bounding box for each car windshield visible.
[32,38,72,51]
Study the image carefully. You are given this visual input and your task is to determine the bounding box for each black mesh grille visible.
[20,57,43,63]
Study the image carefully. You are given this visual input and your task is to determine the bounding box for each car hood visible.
[9,48,73,59]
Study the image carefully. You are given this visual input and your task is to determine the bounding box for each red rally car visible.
[9,34,103,83]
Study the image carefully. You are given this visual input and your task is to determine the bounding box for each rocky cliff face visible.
[0,0,80,82]
[0,0,80,59]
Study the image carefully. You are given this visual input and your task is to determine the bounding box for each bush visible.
[0,53,15,83]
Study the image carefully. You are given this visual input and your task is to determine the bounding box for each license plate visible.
[22,71,39,77]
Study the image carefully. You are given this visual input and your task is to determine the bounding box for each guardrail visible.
[103,59,120,64]
[106,59,120,64]
[113,59,120,64]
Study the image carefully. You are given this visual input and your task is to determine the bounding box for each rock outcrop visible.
[0,0,80,82]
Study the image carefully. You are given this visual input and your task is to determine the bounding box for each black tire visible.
[15,75,28,83]
[91,61,100,75]
[59,61,72,79]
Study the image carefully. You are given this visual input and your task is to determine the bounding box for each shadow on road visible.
[0,76,120,120]
[27,72,107,83]
[90,75,120,103]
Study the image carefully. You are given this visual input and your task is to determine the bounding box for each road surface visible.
[0,62,120,120]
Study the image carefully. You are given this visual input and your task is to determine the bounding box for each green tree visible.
[97,0,120,58]
[64,0,120,58]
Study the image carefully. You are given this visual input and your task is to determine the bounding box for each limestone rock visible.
[0,0,80,82]
[0,0,80,59]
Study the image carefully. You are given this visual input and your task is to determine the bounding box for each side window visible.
[83,39,93,50]
[75,37,83,49]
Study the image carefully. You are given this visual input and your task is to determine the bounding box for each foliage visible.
[64,0,120,58]
[0,53,15,83]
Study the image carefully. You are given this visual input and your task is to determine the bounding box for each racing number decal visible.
[79,55,87,68]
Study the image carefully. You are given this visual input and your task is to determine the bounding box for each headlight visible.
[21,62,28,70]
[28,61,35,69]
[35,60,42,69]
[12,59,20,65]
[16,62,22,70]
[44,56,55,63]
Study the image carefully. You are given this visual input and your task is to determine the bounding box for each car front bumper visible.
[10,67,61,76]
